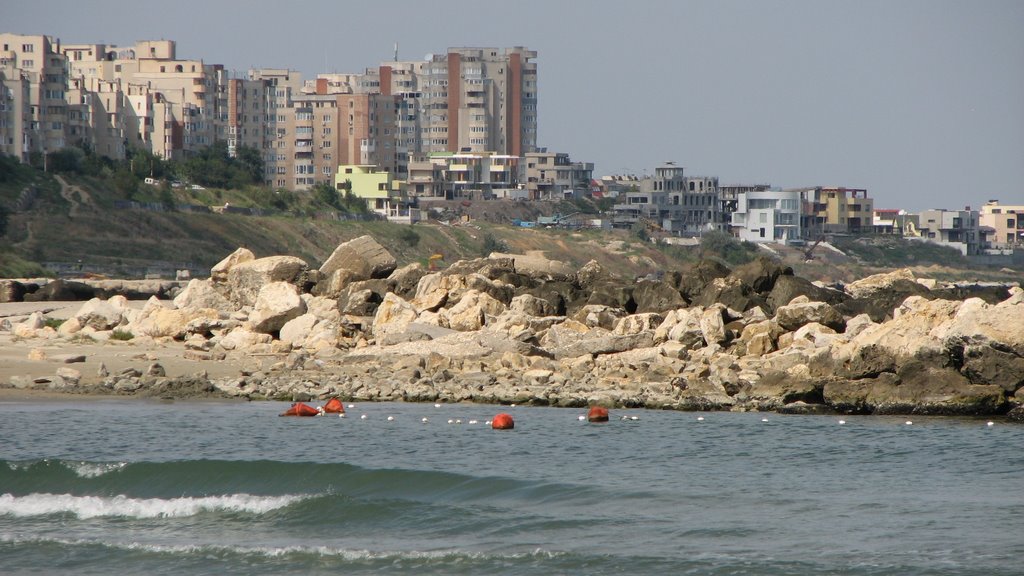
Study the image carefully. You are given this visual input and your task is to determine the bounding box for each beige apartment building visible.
[523,151,593,200]
[0,34,67,162]
[798,186,874,236]
[980,200,1024,248]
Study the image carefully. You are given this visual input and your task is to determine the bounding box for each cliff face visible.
[4,239,1022,418]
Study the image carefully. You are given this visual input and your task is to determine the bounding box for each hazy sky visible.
[6,0,1023,211]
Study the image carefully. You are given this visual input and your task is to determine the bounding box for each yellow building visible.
[335,164,417,222]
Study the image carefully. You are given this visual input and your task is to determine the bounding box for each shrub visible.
[43,317,66,329]
[479,233,508,256]
[397,226,420,246]
[110,329,134,341]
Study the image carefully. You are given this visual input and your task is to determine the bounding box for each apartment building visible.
[979,200,1024,249]
[0,34,67,162]
[797,186,873,237]
[523,151,593,200]
[249,68,303,187]
[913,208,984,255]
[405,151,519,202]
[309,47,537,159]
[730,189,802,243]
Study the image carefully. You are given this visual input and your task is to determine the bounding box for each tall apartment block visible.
[310,46,538,159]
[0,34,67,161]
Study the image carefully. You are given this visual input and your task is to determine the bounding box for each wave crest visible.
[0,492,306,519]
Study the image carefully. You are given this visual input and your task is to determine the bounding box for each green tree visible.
[0,202,9,236]
[313,183,341,209]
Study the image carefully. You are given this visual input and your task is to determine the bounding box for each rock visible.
[613,313,663,336]
[311,268,357,299]
[173,279,232,311]
[692,276,765,313]
[0,280,26,303]
[572,304,626,330]
[575,260,608,289]
[373,293,420,340]
[766,274,847,313]
[27,348,47,361]
[441,290,506,331]
[218,328,273,351]
[832,296,960,379]
[674,259,731,301]
[249,281,306,334]
[774,297,845,332]
[210,247,255,283]
[73,296,129,331]
[868,363,1006,415]
[730,256,790,294]
[146,363,166,377]
[227,256,308,307]
[55,367,81,387]
[658,308,706,349]
[510,294,558,317]
[55,354,86,363]
[12,312,44,338]
[844,268,918,299]
[960,344,1024,394]
[631,279,687,313]
[319,235,396,280]
[338,286,384,316]
[944,297,1024,357]
[128,296,220,339]
[279,313,319,347]
[746,370,824,407]
[23,279,96,302]
[387,262,426,299]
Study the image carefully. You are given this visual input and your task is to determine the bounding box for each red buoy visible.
[587,406,609,422]
[280,402,319,417]
[491,413,515,429]
[322,397,345,413]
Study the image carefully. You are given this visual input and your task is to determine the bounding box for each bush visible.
[111,329,134,341]
[44,317,66,329]
[397,226,420,247]
[479,233,508,256]
[699,230,759,265]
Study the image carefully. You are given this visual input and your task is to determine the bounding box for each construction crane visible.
[804,236,825,261]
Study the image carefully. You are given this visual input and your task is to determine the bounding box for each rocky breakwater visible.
[3,236,1023,419]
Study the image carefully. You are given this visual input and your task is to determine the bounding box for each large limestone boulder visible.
[249,281,306,334]
[766,274,847,312]
[613,312,664,336]
[944,297,1024,356]
[867,363,1006,415]
[227,256,307,307]
[211,247,255,283]
[509,293,558,317]
[12,311,45,338]
[319,235,396,280]
[654,307,706,349]
[373,293,420,340]
[844,268,918,299]
[774,296,845,332]
[632,279,687,313]
[0,280,27,303]
[699,305,729,346]
[729,256,790,294]
[129,297,220,339]
[217,328,273,351]
[279,313,319,347]
[73,296,130,331]
[441,290,506,331]
[173,279,232,311]
[691,276,765,313]
[832,296,960,379]
[572,304,627,330]
[23,279,96,302]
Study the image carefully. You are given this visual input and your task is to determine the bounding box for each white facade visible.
[731,190,802,243]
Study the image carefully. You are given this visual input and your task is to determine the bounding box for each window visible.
[22,44,34,53]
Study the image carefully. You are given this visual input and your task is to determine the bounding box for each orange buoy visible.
[322,397,345,413]
[280,402,319,417]
[587,406,609,422]
[491,413,515,429]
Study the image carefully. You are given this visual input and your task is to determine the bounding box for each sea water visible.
[1,400,1021,575]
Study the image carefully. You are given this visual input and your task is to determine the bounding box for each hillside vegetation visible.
[0,152,1017,283]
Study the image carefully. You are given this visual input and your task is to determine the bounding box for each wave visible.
[0,492,306,519]
[0,459,621,508]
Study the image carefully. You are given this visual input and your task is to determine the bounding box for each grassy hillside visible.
[0,163,1019,283]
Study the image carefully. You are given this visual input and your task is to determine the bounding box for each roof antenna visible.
[394,43,398,62]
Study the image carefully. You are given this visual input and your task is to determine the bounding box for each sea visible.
[1,399,1021,575]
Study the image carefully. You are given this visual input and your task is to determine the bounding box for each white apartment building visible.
[730,189,802,243]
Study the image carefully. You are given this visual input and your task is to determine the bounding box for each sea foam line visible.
[0,535,566,562]
[0,492,306,519]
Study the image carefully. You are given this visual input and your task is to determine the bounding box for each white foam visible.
[0,492,305,519]
[68,461,128,478]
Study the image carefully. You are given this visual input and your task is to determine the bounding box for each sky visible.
[6,0,1023,211]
